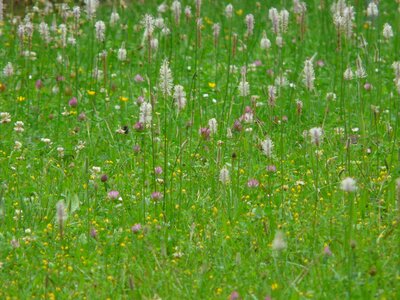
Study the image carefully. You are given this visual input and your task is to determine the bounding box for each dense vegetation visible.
[1,0,400,298]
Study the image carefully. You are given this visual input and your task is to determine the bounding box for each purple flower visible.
[131,223,142,233]
[101,174,108,183]
[253,60,262,67]
[154,166,163,175]
[151,191,163,200]
[247,179,259,188]
[199,127,211,140]
[324,245,332,256]
[134,122,144,131]
[364,83,372,91]
[264,296,271,300]
[229,291,240,300]
[136,96,145,105]
[78,112,86,121]
[35,79,43,90]
[11,238,20,248]
[134,74,144,83]
[133,144,141,153]
[233,120,242,132]
[266,69,274,77]
[68,97,78,107]
[90,227,98,239]
[317,60,325,67]
[244,106,253,114]
[108,190,119,199]
[56,75,65,82]
[266,165,277,173]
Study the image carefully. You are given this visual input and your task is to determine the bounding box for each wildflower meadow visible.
[1,0,400,299]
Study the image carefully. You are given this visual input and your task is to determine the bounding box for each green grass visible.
[1,0,400,299]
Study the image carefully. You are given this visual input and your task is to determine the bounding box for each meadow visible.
[0,0,400,299]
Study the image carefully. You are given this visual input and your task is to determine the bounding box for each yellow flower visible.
[87,90,96,96]
[208,82,216,88]
[271,282,279,290]
[119,96,128,102]
[236,9,243,16]
[204,17,213,25]
[17,96,26,102]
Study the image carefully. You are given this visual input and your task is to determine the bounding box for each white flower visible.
[245,14,254,36]
[173,85,186,111]
[40,138,52,145]
[268,85,277,106]
[293,0,307,15]
[59,24,67,47]
[303,58,315,90]
[150,38,159,51]
[159,59,173,96]
[219,166,230,184]
[212,23,221,42]
[225,4,233,18]
[343,67,353,80]
[14,121,24,133]
[326,92,337,101]
[276,35,284,48]
[355,55,367,78]
[272,230,287,251]
[171,1,181,24]
[139,102,152,125]
[1,112,11,123]
[38,22,51,44]
[226,128,233,138]
[366,2,378,17]
[309,127,323,146]
[75,140,86,152]
[56,200,67,224]
[142,14,155,38]
[261,137,274,157]
[85,0,99,19]
[340,177,357,192]
[158,3,168,14]
[57,147,65,158]
[269,8,280,34]
[383,23,393,40]
[110,11,120,26]
[94,20,106,42]
[3,62,14,77]
[208,118,218,134]
[117,43,127,61]
[73,6,81,19]
[392,62,400,79]
[260,31,271,50]
[184,6,191,19]
[280,9,289,33]
[14,141,22,150]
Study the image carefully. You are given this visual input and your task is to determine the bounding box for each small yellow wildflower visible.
[119,96,128,102]
[271,283,279,290]
[204,17,213,25]
[17,96,26,102]
[236,9,243,16]
[208,82,216,88]
[87,90,96,96]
